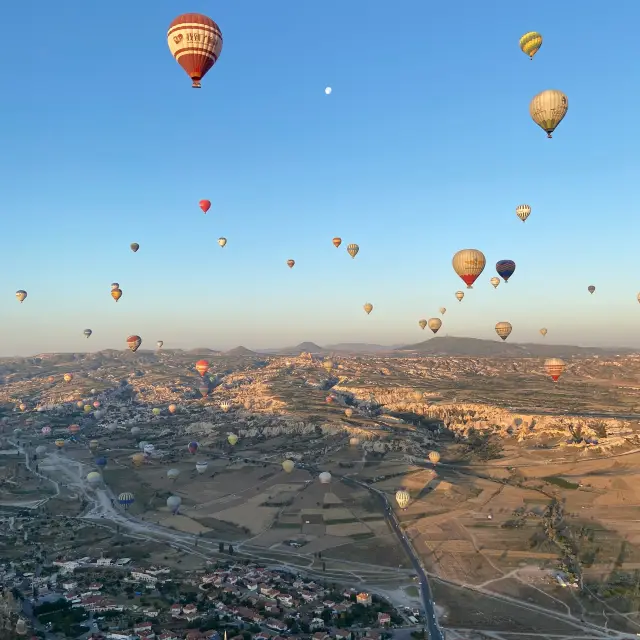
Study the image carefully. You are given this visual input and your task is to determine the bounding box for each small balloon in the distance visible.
[324,87,332,95]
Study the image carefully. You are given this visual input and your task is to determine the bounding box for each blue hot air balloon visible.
[496,260,516,283]
[118,492,135,510]
[95,456,107,469]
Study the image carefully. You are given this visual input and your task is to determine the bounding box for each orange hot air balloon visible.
[167,14,223,88]
[63,373,73,383]
[111,288,122,302]
[168,404,177,414]
[199,199,211,213]
[332,237,342,248]
[544,358,566,382]
[287,259,295,268]
[126,335,142,352]
[195,360,210,376]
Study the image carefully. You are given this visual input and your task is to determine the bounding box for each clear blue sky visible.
[1,0,639,354]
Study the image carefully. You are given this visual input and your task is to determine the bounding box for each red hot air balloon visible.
[195,360,210,376]
[199,199,211,213]
[167,14,223,89]
[126,335,142,352]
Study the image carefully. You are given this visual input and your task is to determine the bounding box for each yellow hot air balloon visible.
[55,439,65,448]
[452,249,486,289]
[347,243,359,258]
[428,451,440,465]
[63,373,73,383]
[490,277,500,288]
[84,404,92,413]
[19,403,26,411]
[111,288,122,302]
[344,408,353,418]
[363,303,373,315]
[395,489,410,509]
[519,31,542,59]
[152,408,161,416]
[545,358,566,382]
[218,237,227,247]
[530,90,568,138]
[427,318,442,334]
[89,439,99,450]
[455,291,464,302]
[439,307,446,315]
[132,453,145,467]
[15,290,27,303]
[227,433,238,445]
[516,204,531,222]
[282,459,295,473]
[495,322,512,341]
[540,328,548,337]
[418,319,427,330]
[332,237,342,248]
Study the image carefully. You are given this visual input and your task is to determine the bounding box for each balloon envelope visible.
[519,32,543,59]
[495,321,513,341]
[396,490,410,509]
[530,89,568,138]
[427,318,442,334]
[452,249,486,288]
[496,260,516,282]
[516,204,531,222]
[199,199,211,213]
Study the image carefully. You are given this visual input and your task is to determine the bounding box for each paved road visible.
[341,475,443,640]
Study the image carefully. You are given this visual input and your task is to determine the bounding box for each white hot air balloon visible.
[325,87,332,95]
[167,495,182,514]
[196,461,208,474]
[319,471,332,484]
[395,489,410,509]
[282,459,295,473]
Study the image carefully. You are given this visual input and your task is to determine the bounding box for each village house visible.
[356,593,372,605]
[133,622,153,635]
[130,571,158,584]
[266,618,288,632]
[158,633,180,640]
[183,603,199,621]
[377,612,391,626]
[170,604,182,617]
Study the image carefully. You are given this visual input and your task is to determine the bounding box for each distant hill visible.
[325,343,393,353]
[395,336,637,358]
[186,348,220,355]
[269,341,328,355]
[225,346,257,356]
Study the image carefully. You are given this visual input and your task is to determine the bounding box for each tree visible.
[219,542,225,553]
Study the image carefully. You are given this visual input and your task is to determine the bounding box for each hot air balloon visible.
[530,90,568,138]
[195,360,210,376]
[227,434,238,446]
[427,318,442,334]
[452,249,486,288]
[167,495,182,514]
[76,401,84,409]
[111,282,120,290]
[15,619,26,636]
[199,199,211,213]
[325,87,332,95]
[516,204,531,222]
[131,426,140,436]
[84,404,92,413]
[151,408,160,416]
[344,408,353,418]
[496,260,516,283]
[130,243,139,253]
[188,441,199,454]
[84,329,92,339]
[455,291,464,302]
[349,437,360,446]
[490,277,500,289]
[68,424,80,434]
[347,244,359,258]
[132,453,144,466]
[126,335,142,352]
[87,471,101,485]
[196,461,208,474]
[540,328,548,337]
[41,426,51,435]
[439,307,446,315]
[282,459,295,473]
[418,319,427,330]
[95,456,107,469]
[214,236,227,248]
[326,395,334,404]
[495,322,513,341]
[167,14,223,88]
[319,471,332,484]
[63,373,73,383]
[118,492,135,510]
[16,290,27,303]
[19,403,26,411]
[144,444,155,456]
[519,31,543,59]
[428,451,440,465]
[588,285,595,294]
[363,303,373,315]
[199,384,209,398]
[167,468,180,481]
[396,490,410,509]
[93,401,101,408]
[55,439,65,448]
[287,259,295,268]
[36,445,46,456]
[637,293,640,303]
[544,358,566,382]
[220,400,231,412]
[332,237,342,248]
[168,404,177,414]
[157,340,164,349]
[111,288,122,302]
